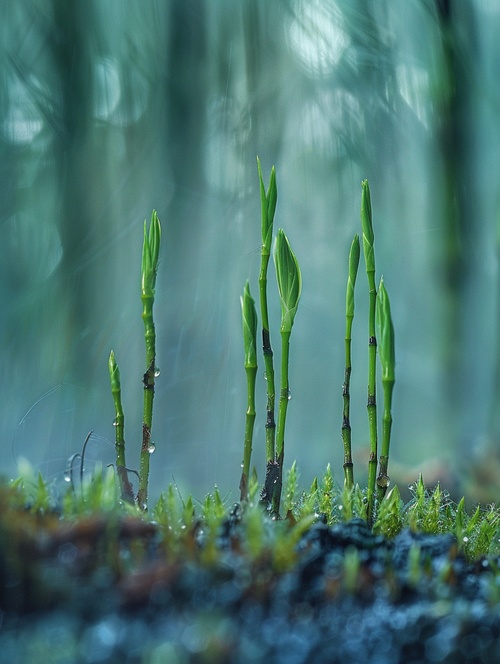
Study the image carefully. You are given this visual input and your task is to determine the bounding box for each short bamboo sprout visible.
[342,234,360,490]
[240,281,258,501]
[108,350,134,502]
[375,277,395,502]
[137,210,161,511]
[257,158,278,474]
[360,180,378,522]
[273,229,302,515]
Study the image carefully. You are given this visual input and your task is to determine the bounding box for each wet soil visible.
[1,512,500,663]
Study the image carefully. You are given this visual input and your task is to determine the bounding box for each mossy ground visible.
[2,466,500,662]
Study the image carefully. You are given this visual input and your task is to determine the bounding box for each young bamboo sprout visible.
[273,229,302,515]
[257,158,277,468]
[240,281,258,502]
[375,277,395,503]
[360,180,378,522]
[108,350,134,503]
[137,210,161,510]
[342,234,360,490]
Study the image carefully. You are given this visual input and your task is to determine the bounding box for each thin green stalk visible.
[376,277,396,503]
[342,234,360,490]
[360,180,378,523]
[240,281,258,501]
[273,229,302,515]
[275,328,291,509]
[137,210,161,511]
[108,350,134,503]
[257,157,277,467]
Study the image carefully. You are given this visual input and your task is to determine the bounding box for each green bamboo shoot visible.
[137,210,161,510]
[360,180,378,522]
[342,234,360,490]
[240,281,258,501]
[376,277,396,503]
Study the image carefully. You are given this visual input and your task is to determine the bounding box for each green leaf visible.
[376,277,395,383]
[257,157,277,254]
[240,281,258,368]
[141,210,161,296]
[274,229,302,333]
[346,233,360,317]
[108,350,120,391]
[360,180,375,273]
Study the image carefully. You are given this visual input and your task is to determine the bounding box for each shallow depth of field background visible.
[2,1,500,503]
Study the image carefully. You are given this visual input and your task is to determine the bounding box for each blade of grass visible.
[273,229,302,515]
[240,281,258,501]
[376,277,395,503]
[137,210,161,510]
[342,234,360,490]
[360,180,378,523]
[108,350,134,502]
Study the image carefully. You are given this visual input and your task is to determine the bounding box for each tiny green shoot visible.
[342,233,360,490]
[239,280,258,501]
[138,210,161,510]
[375,276,396,503]
[273,228,302,515]
[257,158,278,472]
[360,180,378,523]
[107,210,161,511]
[108,350,134,503]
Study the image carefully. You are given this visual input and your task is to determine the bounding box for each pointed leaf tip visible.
[241,280,258,368]
[275,229,302,333]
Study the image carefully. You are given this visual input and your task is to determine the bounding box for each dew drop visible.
[113,418,119,427]
[148,442,156,454]
[263,372,268,381]
[154,367,161,378]
[377,474,390,489]
[287,391,292,401]
[64,472,71,483]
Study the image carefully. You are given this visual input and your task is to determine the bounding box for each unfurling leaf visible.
[275,229,302,333]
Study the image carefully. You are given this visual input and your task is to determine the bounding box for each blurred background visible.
[2,0,500,505]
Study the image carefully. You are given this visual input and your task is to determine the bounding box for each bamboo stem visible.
[108,350,134,502]
[137,211,161,510]
[376,277,396,503]
[273,329,291,514]
[271,229,301,516]
[240,281,258,501]
[257,158,277,468]
[360,180,378,523]
[342,234,360,490]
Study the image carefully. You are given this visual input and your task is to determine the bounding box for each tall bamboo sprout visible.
[256,158,278,506]
[342,234,360,490]
[137,210,161,510]
[273,229,302,515]
[375,277,395,503]
[360,180,378,522]
[108,350,134,502]
[240,280,258,501]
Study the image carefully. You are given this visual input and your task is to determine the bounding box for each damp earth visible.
[1,498,500,664]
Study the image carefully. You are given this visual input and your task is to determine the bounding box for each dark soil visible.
[1,511,500,663]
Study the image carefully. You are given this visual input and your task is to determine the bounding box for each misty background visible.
[2,1,500,504]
